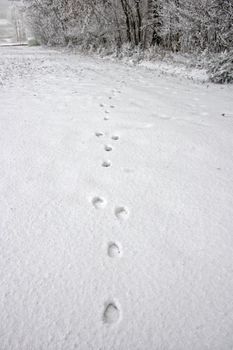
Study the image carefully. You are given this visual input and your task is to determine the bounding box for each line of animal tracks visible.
[93,87,130,325]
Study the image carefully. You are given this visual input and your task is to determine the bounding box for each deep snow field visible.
[0,46,233,350]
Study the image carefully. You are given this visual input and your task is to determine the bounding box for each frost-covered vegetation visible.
[23,0,233,83]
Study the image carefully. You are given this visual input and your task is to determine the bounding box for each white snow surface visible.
[139,60,208,83]
[0,46,233,350]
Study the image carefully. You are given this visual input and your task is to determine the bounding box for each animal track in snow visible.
[104,117,109,121]
[110,105,115,109]
[103,302,120,324]
[102,160,112,168]
[99,103,104,108]
[92,197,106,209]
[222,113,233,118]
[111,135,119,141]
[95,132,104,137]
[104,145,112,152]
[108,242,122,258]
[115,207,129,221]
[105,110,109,114]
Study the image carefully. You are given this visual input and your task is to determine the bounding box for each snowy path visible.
[0,47,233,350]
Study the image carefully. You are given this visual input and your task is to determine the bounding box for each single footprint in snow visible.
[102,160,112,168]
[95,132,104,137]
[108,242,122,258]
[104,117,109,121]
[104,145,112,152]
[222,113,233,118]
[115,207,129,221]
[103,302,120,324]
[105,110,109,114]
[111,135,119,141]
[92,197,106,209]
[108,96,112,100]
[99,103,104,108]
[110,105,115,109]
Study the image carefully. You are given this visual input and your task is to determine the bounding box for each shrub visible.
[208,51,233,84]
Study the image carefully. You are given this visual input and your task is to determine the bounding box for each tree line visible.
[23,0,232,54]
[24,0,233,52]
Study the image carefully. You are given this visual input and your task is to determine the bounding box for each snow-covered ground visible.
[0,46,233,350]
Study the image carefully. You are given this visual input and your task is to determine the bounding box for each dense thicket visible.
[23,0,233,82]
[23,0,233,52]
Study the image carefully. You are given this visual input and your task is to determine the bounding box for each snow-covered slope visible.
[0,46,233,350]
